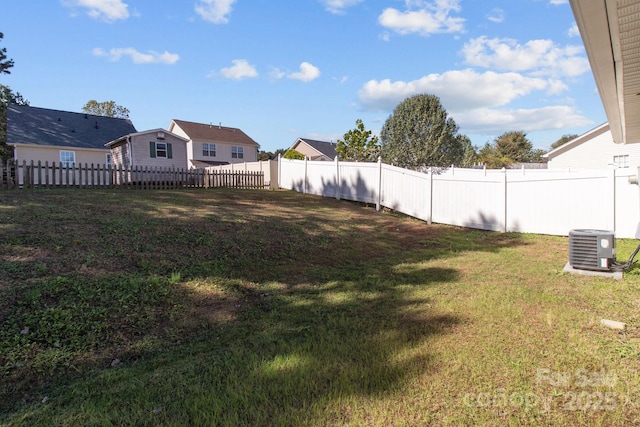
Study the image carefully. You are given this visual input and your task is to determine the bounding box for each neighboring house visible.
[544,123,640,170]
[7,104,137,166]
[105,129,189,170]
[288,138,337,161]
[168,119,259,168]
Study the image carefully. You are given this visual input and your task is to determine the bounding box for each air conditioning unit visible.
[568,229,615,272]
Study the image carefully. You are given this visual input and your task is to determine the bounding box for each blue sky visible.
[2,0,605,153]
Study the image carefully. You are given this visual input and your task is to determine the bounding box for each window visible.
[60,151,75,168]
[232,146,244,159]
[613,154,630,168]
[149,141,172,159]
[156,142,167,158]
[106,153,112,166]
[203,143,216,157]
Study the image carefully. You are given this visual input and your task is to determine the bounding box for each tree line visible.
[283,93,578,169]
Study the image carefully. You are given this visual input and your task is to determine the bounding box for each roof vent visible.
[157,132,165,140]
[95,121,99,129]
[84,114,88,119]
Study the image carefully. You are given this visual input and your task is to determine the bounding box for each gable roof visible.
[293,138,337,160]
[543,123,610,160]
[7,104,137,150]
[170,119,259,147]
[105,128,189,148]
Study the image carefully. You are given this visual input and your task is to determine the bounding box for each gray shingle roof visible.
[7,104,137,149]
[299,138,337,159]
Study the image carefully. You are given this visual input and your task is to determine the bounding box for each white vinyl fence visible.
[279,157,640,238]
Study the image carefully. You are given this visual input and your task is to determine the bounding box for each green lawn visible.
[1,188,639,426]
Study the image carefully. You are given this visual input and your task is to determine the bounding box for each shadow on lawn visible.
[0,189,526,425]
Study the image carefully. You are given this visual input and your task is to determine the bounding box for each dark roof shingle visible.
[7,104,137,149]
[299,138,337,159]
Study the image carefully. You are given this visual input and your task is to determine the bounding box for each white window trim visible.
[60,150,76,168]
[203,143,216,157]
[232,146,244,159]
[156,142,167,158]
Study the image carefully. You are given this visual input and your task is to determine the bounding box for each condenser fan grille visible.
[568,229,615,272]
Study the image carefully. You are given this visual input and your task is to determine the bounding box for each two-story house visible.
[168,119,259,168]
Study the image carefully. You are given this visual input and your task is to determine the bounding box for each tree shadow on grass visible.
[0,189,526,425]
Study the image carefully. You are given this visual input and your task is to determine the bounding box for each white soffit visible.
[570,0,640,144]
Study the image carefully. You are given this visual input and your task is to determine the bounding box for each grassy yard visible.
[1,188,639,426]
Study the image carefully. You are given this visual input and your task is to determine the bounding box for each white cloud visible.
[287,62,321,82]
[378,0,465,36]
[269,67,286,80]
[568,23,580,37]
[320,0,363,14]
[63,0,129,22]
[195,0,236,24]
[357,68,590,135]
[487,8,504,23]
[549,0,568,5]
[461,36,590,78]
[93,47,179,64]
[358,69,562,112]
[455,106,591,134]
[218,59,258,80]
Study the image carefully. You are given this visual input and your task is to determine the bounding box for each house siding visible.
[547,127,640,170]
[188,140,257,164]
[110,143,130,168]
[119,133,188,170]
[169,121,259,166]
[13,144,110,166]
[294,143,326,160]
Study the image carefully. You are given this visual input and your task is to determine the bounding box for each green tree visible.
[477,142,511,169]
[380,94,465,169]
[0,85,29,161]
[0,32,29,162]
[258,149,288,160]
[529,148,547,163]
[478,131,544,168]
[82,100,130,119]
[0,33,14,75]
[258,150,274,161]
[458,135,477,167]
[550,134,578,150]
[283,149,305,160]
[336,119,380,162]
[494,131,533,162]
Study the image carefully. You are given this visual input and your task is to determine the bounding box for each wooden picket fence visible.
[0,160,264,190]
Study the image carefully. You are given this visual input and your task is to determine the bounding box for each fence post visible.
[277,154,282,190]
[376,157,382,211]
[335,156,340,200]
[304,157,308,194]
[502,167,508,233]
[428,167,433,225]
[611,168,617,233]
